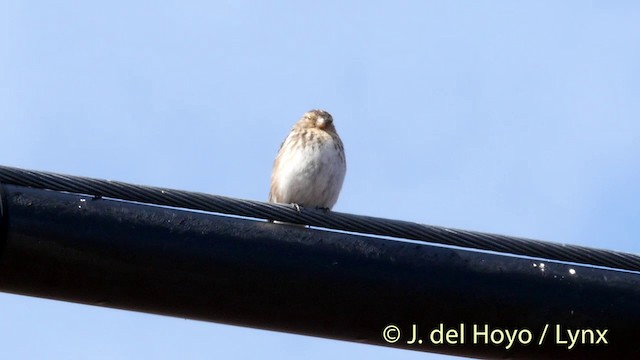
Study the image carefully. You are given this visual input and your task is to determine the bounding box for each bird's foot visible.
[316,206,330,214]
[291,203,303,213]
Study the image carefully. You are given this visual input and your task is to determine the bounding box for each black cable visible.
[0,164,638,272]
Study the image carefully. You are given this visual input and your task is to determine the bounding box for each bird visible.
[269,109,346,213]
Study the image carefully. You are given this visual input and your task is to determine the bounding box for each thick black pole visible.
[0,184,638,359]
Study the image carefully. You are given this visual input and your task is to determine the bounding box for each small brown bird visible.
[269,109,346,211]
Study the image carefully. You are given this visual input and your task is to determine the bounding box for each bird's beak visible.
[316,117,326,129]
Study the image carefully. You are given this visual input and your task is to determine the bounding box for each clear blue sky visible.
[2,1,639,359]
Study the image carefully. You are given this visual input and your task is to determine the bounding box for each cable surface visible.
[0,164,638,272]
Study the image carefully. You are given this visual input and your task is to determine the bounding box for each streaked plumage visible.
[269,109,346,210]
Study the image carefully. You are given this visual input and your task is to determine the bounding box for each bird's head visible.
[299,109,335,131]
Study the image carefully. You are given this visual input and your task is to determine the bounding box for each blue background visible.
[2,1,639,359]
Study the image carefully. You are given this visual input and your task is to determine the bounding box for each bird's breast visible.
[273,134,346,208]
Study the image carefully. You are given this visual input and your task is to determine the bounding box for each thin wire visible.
[1,164,639,272]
